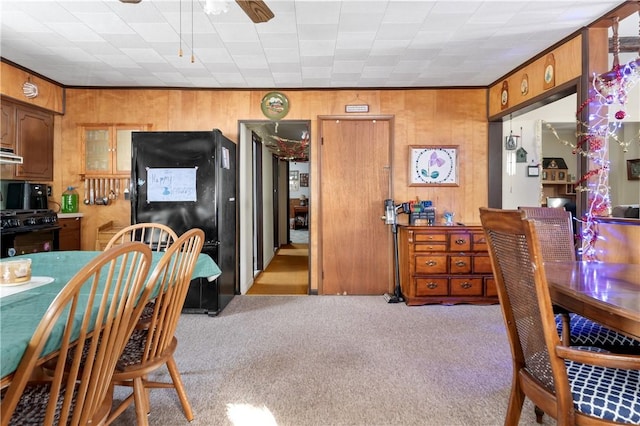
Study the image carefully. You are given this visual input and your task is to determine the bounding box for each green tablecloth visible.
[0,250,220,379]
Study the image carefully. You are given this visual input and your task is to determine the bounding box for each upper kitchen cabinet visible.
[80,124,150,176]
[0,99,54,181]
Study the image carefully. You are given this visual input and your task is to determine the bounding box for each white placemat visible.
[0,276,54,299]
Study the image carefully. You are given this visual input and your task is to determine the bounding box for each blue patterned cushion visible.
[556,313,640,348]
[566,357,640,423]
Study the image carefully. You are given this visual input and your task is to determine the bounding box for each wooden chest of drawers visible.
[398,225,497,305]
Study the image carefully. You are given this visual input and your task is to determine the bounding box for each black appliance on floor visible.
[131,129,237,316]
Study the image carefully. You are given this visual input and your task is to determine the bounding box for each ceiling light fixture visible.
[204,0,229,15]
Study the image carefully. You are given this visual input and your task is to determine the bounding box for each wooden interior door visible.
[320,118,392,295]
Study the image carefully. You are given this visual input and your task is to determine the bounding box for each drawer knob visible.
[426,282,438,289]
[460,281,472,289]
[426,260,437,266]
[455,260,467,267]
[455,239,465,245]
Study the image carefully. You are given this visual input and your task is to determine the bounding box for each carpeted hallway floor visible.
[247,243,309,295]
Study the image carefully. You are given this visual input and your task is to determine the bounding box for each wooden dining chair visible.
[105,222,179,252]
[479,207,640,425]
[0,242,153,426]
[107,228,205,426]
[519,206,640,352]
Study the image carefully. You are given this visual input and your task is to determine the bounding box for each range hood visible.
[0,149,24,165]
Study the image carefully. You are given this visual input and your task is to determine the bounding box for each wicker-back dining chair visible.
[105,222,179,252]
[0,242,153,426]
[107,228,205,425]
[479,207,640,425]
[519,206,640,352]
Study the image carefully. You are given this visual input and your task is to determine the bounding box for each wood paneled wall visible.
[488,35,582,117]
[56,87,488,252]
[1,62,64,113]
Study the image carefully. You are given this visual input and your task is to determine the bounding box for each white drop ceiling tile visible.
[332,60,365,74]
[295,1,341,24]
[256,12,298,34]
[152,71,191,84]
[335,34,375,50]
[338,14,384,32]
[71,42,123,57]
[270,62,301,73]
[264,48,301,63]
[299,40,336,56]
[193,48,235,63]
[128,23,178,43]
[301,66,332,78]
[361,66,394,79]
[224,42,266,56]
[101,34,150,48]
[259,33,300,49]
[71,12,135,35]
[213,23,259,42]
[187,77,222,87]
[382,2,435,24]
[298,24,338,41]
[107,1,167,24]
[340,1,387,15]
[334,49,370,61]
[395,60,431,73]
[231,54,269,68]
[164,55,207,70]
[376,23,422,40]
[300,56,334,67]
[273,73,303,86]
[370,39,410,54]
[366,55,400,67]
[202,63,241,73]
[215,73,248,85]
[47,46,102,63]
[120,47,167,63]
[1,10,56,33]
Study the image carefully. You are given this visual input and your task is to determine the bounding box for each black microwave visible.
[6,182,49,210]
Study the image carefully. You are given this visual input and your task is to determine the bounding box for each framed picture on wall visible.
[409,145,459,186]
[627,159,640,180]
[300,173,309,187]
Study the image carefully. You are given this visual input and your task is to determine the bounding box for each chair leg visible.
[534,406,544,423]
[559,313,571,346]
[133,377,150,426]
[166,356,194,421]
[504,379,525,426]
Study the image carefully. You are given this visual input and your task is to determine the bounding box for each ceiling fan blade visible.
[235,0,274,23]
[119,0,142,3]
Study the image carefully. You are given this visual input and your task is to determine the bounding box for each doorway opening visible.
[238,119,311,296]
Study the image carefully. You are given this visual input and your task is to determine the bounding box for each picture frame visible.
[300,173,309,187]
[289,170,299,181]
[627,159,640,180]
[527,166,539,177]
[409,145,459,186]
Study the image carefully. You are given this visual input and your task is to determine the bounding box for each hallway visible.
[247,242,309,295]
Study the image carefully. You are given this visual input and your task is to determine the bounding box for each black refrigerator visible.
[131,129,237,316]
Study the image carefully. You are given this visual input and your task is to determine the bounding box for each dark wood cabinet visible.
[58,217,82,251]
[0,99,54,181]
[398,225,498,306]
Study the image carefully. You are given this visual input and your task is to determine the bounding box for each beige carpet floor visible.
[110,296,555,426]
[247,244,309,295]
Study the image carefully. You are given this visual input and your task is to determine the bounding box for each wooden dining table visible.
[544,260,640,340]
[0,250,221,386]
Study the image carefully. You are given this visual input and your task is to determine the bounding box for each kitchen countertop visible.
[57,213,84,219]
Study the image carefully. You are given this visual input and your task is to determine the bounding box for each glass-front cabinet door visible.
[81,124,149,176]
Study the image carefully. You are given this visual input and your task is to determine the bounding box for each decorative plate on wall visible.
[261,91,290,120]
